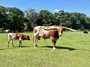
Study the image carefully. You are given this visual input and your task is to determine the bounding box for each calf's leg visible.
[8,39,14,48]
[19,40,22,47]
[11,39,14,47]
[8,39,10,48]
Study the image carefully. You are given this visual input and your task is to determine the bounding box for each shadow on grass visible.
[14,46,31,48]
[0,49,3,50]
[41,46,77,51]
[0,45,32,50]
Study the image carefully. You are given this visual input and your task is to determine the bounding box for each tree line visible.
[0,6,90,32]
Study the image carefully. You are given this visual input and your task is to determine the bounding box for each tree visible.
[25,8,38,31]
[1,5,90,31]
[38,10,55,26]
[54,10,90,30]
[7,7,25,32]
[0,6,7,29]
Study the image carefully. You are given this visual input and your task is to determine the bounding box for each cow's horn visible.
[63,27,76,32]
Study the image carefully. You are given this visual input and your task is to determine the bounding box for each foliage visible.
[0,6,7,28]
[25,8,38,31]
[7,7,25,32]
[0,6,90,31]
[38,10,56,25]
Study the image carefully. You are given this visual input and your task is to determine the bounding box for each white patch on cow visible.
[59,32,62,36]
[19,37,22,41]
[53,47,56,50]
[8,33,15,40]
[34,26,41,30]
[34,33,38,37]
[43,30,49,37]
[34,26,41,37]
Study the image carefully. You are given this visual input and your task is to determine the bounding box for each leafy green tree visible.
[85,17,90,29]
[7,7,24,32]
[0,6,7,29]
[38,10,55,26]
[1,5,90,31]
[54,10,90,30]
[25,8,38,31]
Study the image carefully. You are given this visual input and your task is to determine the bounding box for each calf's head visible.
[26,35,30,40]
[22,35,30,40]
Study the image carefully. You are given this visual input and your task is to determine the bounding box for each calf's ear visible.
[27,35,30,40]
[27,35,29,37]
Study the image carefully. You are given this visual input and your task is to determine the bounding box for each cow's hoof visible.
[53,47,56,50]
[19,46,22,47]
[34,45,38,48]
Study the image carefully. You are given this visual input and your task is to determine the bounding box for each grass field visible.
[0,32,90,67]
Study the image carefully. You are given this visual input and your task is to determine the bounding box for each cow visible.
[8,33,30,48]
[83,30,88,34]
[33,26,76,49]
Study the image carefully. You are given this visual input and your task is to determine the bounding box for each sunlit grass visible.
[0,32,90,67]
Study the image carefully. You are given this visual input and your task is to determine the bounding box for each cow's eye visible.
[61,30,63,34]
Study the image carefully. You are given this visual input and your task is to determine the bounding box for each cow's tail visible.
[63,27,76,32]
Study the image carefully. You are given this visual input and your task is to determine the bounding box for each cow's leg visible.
[33,37,36,47]
[52,39,56,50]
[34,37,38,47]
[35,38,38,47]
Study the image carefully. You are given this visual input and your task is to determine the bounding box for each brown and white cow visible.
[33,26,76,49]
[8,33,30,48]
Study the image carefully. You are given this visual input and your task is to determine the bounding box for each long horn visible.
[63,27,76,32]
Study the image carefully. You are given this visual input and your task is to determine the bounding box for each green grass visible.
[0,32,90,67]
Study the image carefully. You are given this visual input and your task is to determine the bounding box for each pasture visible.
[0,32,90,67]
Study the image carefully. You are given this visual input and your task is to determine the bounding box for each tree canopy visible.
[0,6,90,32]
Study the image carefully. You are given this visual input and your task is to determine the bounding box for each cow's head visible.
[59,29,63,36]
[57,27,64,36]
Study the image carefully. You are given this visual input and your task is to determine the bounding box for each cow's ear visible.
[63,28,66,31]
[27,35,29,37]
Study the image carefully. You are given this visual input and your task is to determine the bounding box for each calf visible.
[8,33,30,48]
